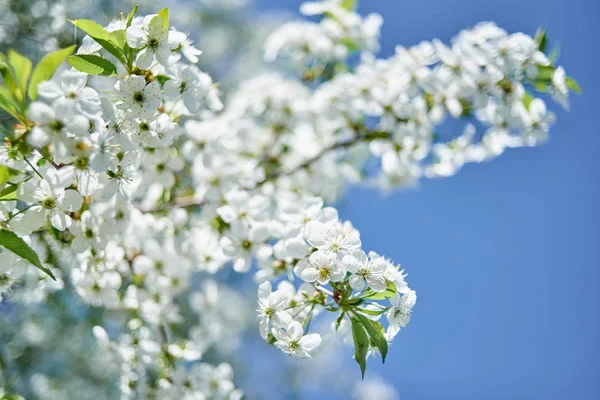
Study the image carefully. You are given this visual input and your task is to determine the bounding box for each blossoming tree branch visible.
[0,0,579,397]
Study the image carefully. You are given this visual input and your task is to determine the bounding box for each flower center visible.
[318,268,330,280]
[242,240,252,250]
[0,273,11,289]
[148,38,159,49]
[41,197,56,209]
[133,91,144,103]
[289,340,300,351]
[273,260,286,273]
[75,157,89,170]
[50,119,64,132]
[179,81,188,93]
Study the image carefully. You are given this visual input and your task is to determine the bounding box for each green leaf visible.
[111,30,127,49]
[566,77,582,94]
[68,55,117,76]
[354,312,388,363]
[532,80,549,93]
[0,184,18,201]
[340,38,360,53]
[534,27,547,53]
[340,0,358,11]
[0,85,21,120]
[548,44,561,64]
[350,317,369,379]
[126,5,138,28]
[0,165,20,186]
[69,19,124,62]
[0,54,17,93]
[536,65,555,81]
[522,91,534,110]
[7,50,32,100]
[362,281,397,300]
[155,74,170,85]
[28,45,77,100]
[0,229,55,280]
[335,311,345,331]
[157,8,169,31]
[356,307,386,316]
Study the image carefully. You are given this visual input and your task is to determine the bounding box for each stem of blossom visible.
[36,148,61,169]
[291,302,312,319]
[6,203,33,222]
[158,324,169,344]
[165,129,388,209]
[302,304,316,333]
[314,284,334,297]
[23,156,43,179]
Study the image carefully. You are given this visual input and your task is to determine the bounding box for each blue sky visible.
[252,0,600,398]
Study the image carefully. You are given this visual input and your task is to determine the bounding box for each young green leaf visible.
[534,27,547,53]
[566,77,582,94]
[69,19,124,62]
[155,74,170,85]
[0,229,56,280]
[522,91,534,110]
[28,45,77,100]
[0,54,17,93]
[0,184,18,201]
[354,312,388,363]
[126,5,139,28]
[0,165,20,186]
[362,281,397,300]
[548,44,561,64]
[0,85,21,119]
[157,8,169,31]
[356,307,386,316]
[7,50,32,100]
[68,55,117,76]
[111,30,127,49]
[341,0,358,11]
[351,317,369,379]
[335,311,346,331]
[532,80,549,93]
[536,65,555,81]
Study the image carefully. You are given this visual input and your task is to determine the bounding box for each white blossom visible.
[272,320,322,358]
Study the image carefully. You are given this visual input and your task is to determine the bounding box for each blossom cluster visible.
[0,0,579,397]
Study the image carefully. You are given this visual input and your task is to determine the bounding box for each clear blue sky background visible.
[251,0,600,399]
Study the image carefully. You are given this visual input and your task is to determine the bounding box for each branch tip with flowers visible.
[0,0,580,396]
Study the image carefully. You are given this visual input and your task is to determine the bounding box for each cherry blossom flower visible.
[272,320,322,358]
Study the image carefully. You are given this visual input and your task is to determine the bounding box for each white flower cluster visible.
[0,0,579,396]
[247,19,574,196]
[265,0,382,68]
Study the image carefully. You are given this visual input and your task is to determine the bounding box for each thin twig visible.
[314,284,334,297]
[23,156,43,179]
[36,148,61,169]
[254,130,388,187]
[163,130,388,211]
